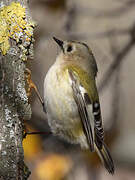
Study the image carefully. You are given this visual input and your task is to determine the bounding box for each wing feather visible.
[68,69,94,152]
[68,68,104,150]
[68,68,114,174]
[93,101,104,149]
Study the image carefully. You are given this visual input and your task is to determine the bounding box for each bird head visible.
[53,37,98,76]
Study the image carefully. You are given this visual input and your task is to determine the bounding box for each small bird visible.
[44,37,114,174]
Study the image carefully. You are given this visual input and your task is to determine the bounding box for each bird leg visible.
[23,127,51,138]
[25,68,45,111]
[23,122,51,138]
[23,69,48,138]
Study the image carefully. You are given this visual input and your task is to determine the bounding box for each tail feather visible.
[95,142,115,174]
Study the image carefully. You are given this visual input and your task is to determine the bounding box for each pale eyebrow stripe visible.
[78,42,89,49]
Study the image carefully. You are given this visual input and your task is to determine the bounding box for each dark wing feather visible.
[68,69,94,152]
[93,101,104,149]
[68,69,114,174]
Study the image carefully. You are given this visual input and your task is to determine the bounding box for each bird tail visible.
[95,142,115,175]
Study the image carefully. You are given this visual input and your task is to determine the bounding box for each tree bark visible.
[0,0,35,179]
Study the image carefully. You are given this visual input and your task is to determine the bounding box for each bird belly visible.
[44,66,88,148]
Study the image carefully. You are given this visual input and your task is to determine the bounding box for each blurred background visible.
[23,0,135,179]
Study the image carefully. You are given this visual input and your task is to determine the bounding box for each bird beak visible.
[53,37,64,51]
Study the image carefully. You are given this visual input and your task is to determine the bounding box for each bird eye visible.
[67,45,72,52]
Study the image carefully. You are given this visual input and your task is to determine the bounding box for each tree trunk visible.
[0,0,35,179]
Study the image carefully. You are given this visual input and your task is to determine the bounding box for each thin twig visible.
[99,38,135,92]
[78,1,135,18]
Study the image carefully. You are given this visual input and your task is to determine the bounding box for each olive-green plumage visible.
[44,37,114,174]
[63,64,99,101]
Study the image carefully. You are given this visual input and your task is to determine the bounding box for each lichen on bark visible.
[0,1,35,59]
[0,0,35,179]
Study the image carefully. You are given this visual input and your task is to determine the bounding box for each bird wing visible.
[68,69,94,152]
[68,68,104,151]
[93,100,104,149]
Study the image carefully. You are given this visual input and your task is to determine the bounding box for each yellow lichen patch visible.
[0,2,35,56]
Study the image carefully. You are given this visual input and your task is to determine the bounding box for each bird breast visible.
[44,64,78,126]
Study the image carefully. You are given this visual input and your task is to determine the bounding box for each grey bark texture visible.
[0,0,35,179]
